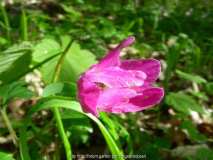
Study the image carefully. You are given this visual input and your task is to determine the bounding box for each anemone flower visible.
[77,37,164,117]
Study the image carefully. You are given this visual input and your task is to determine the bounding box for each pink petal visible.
[103,87,164,113]
[88,37,135,72]
[97,88,137,111]
[119,59,161,92]
[83,67,147,88]
[77,78,101,117]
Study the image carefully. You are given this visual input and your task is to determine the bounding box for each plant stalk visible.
[52,38,76,160]
[1,106,19,147]
[0,2,11,46]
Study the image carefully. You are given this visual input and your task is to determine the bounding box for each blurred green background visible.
[0,0,213,160]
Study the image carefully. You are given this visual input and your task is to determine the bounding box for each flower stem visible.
[1,106,19,147]
[52,38,76,160]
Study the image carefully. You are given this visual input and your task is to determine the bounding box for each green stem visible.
[21,10,28,41]
[1,106,19,147]
[0,2,11,46]
[52,38,76,160]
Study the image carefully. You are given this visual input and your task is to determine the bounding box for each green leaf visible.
[3,41,32,54]
[33,37,97,83]
[41,82,77,97]
[189,90,209,101]
[175,70,207,83]
[196,134,207,143]
[0,152,15,160]
[99,112,123,154]
[61,109,93,133]
[172,113,189,120]
[204,82,213,95]
[112,119,133,155]
[196,148,213,160]
[20,98,123,160]
[179,120,197,141]
[69,126,91,146]
[61,109,92,147]
[154,137,171,149]
[0,37,7,45]
[60,4,82,17]
[135,144,160,160]
[0,81,34,106]
[33,39,61,62]
[165,92,205,115]
[0,42,33,85]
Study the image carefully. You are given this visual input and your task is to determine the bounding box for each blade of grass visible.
[0,2,11,46]
[99,112,123,154]
[21,10,28,41]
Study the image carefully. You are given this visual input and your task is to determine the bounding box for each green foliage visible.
[20,98,124,160]
[41,82,77,97]
[153,137,171,149]
[179,120,197,141]
[21,10,28,41]
[61,110,93,146]
[196,148,213,160]
[135,144,161,160]
[0,81,34,106]
[33,36,98,83]
[111,119,133,155]
[0,152,15,160]
[0,42,33,85]
[175,70,207,83]
[1,0,213,159]
[165,92,205,114]
[204,83,213,95]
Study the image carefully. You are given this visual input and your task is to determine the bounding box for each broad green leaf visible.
[41,82,77,97]
[3,41,32,54]
[196,148,213,160]
[33,37,97,83]
[179,120,197,141]
[204,82,213,95]
[0,81,34,106]
[20,98,123,160]
[165,92,205,115]
[175,70,207,83]
[33,39,61,62]
[0,152,15,160]
[0,42,33,85]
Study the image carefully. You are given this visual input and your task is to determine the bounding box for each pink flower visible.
[77,37,164,117]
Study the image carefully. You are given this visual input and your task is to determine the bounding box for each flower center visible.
[95,82,111,90]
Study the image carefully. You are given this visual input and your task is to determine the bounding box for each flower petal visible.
[77,78,101,117]
[119,59,161,92]
[103,87,164,113]
[97,88,137,111]
[89,37,135,71]
[83,67,146,88]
